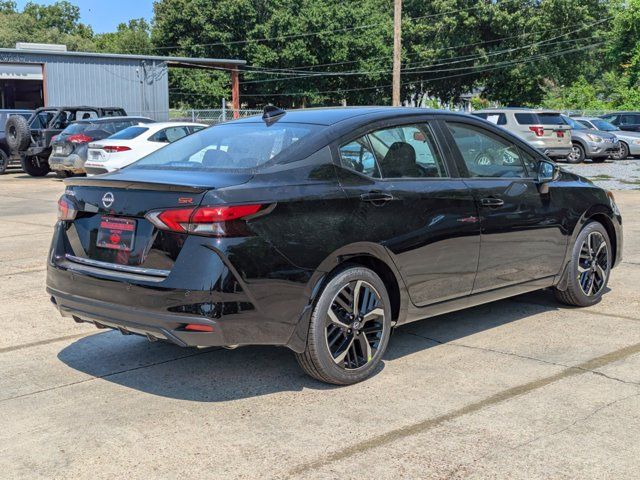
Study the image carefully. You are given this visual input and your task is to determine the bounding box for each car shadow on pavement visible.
[57,289,563,402]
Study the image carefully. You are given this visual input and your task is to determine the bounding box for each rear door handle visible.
[360,192,395,206]
[481,197,504,208]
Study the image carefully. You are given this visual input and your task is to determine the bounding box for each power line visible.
[238,27,607,85]
[150,2,503,52]
[170,41,602,98]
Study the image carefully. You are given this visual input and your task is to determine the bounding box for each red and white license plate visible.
[96,216,136,251]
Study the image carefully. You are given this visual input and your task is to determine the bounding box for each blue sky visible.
[15,0,154,33]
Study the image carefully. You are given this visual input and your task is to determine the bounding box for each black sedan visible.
[47,107,622,385]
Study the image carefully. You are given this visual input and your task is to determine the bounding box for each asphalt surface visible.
[1,171,639,479]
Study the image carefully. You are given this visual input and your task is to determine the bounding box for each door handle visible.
[360,192,395,206]
[481,197,504,208]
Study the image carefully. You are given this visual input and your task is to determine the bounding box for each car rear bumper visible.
[539,146,571,158]
[49,154,86,173]
[45,223,315,351]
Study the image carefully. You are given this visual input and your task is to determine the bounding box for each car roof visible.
[231,106,475,127]
[474,108,562,114]
[144,121,207,129]
[73,116,153,124]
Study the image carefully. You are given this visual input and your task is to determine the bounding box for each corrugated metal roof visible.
[0,47,246,66]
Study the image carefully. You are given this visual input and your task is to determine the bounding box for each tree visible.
[94,19,152,55]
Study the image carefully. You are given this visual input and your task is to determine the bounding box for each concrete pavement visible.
[0,172,639,479]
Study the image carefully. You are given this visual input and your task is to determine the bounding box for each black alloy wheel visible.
[555,221,611,307]
[296,266,392,384]
[325,280,385,369]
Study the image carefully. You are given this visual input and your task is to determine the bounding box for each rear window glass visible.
[562,116,587,130]
[129,122,320,171]
[109,126,149,140]
[61,123,91,134]
[515,112,565,125]
[472,113,507,125]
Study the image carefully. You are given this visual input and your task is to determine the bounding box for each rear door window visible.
[620,114,640,125]
[367,124,447,178]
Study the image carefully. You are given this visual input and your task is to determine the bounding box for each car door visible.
[618,114,640,132]
[442,120,567,293]
[334,119,481,306]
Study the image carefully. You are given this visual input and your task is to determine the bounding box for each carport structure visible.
[0,43,246,120]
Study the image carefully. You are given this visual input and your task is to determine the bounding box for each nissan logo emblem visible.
[102,192,114,208]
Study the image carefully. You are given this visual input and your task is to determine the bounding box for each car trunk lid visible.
[60,171,253,272]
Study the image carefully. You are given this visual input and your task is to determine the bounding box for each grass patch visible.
[591,174,614,179]
[620,178,640,185]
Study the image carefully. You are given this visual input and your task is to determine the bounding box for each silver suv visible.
[472,108,571,160]
[561,115,619,163]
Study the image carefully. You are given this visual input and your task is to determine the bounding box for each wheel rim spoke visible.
[577,231,609,296]
[325,279,385,370]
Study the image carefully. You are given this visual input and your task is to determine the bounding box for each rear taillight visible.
[102,146,131,153]
[145,204,264,236]
[57,196,77,221]
[67,134,92,143]
[529,126,545,137]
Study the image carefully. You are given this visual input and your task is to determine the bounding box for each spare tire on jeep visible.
[5,115,31,152]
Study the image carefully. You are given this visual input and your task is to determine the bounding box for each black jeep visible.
[5,106,127,177]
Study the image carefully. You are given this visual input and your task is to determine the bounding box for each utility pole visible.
[392,0,402,106]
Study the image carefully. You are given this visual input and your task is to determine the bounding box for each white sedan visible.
[84,122,207,175]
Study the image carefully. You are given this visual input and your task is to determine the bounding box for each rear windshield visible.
[128,122,321,171]
[109,126,149,140]
[472,113,507,125]
[515,112,565,125]
[61,123,92,134]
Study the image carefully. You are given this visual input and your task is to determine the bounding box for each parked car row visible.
[472,108,640,163]
[2,106,206,177]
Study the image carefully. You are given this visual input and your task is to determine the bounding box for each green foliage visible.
[2,0,640,111]
[94,19,152,55]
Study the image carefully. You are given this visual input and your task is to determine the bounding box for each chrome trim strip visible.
[64,254,170,277]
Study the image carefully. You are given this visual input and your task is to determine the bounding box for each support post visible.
[231,67,240,119]
[392,0,402,106]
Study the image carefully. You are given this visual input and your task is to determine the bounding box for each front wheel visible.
[611,142,629,160]
[296,266,392,385]
[566,143,585,164]
[555,221,611,307]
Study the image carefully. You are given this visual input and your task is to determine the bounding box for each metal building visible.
[0,43,245,120]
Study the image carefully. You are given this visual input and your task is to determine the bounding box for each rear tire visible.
[554,221,611,307]
[21,156,50,177]
[566,143,585,164]
[296,266,392,385]
[5,115,31,152]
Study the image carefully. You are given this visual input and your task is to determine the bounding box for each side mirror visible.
[538,160,559,183]
[537,160,560,193]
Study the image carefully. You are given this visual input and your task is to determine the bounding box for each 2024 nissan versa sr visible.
[47,107,622,385]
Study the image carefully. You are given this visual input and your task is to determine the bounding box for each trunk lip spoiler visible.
[64,177,209,193]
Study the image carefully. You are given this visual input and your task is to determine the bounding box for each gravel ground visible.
[561,158,640,190]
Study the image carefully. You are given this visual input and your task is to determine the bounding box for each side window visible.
[620,114,638,125]
[447,122,528,178]
[602,115,618,125]
[338,137,380,178]
[367,124,446,178]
